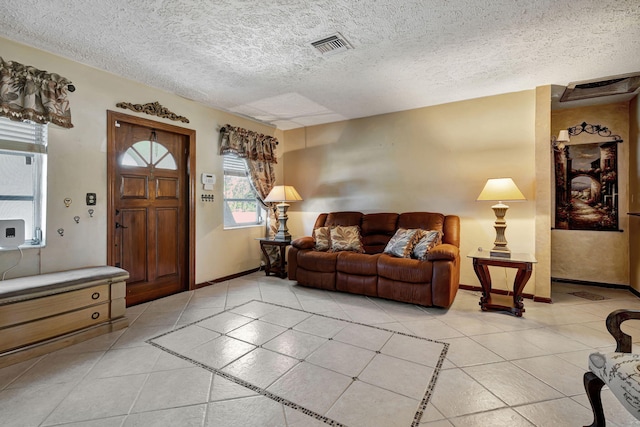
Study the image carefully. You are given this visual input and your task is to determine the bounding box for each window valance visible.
[0,57,74,128]
[219,124,278,164]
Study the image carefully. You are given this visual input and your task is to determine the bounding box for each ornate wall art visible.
[115,101,189,123]
[553,122,622,231]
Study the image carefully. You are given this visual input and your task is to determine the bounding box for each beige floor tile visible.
[262,329,327,359]
[0,382,76,427]
[292,314,350,338]
[402,318,465,340]
[429,368,506,418]
[284,406,333,426]
[325,380,420,427]
[380,334,445,368]
[463,362,563,406]
[209,374,258,402]
[205,395,286,427]
[197,310,254,334]
[52,416,126,427]
[514,397,594,426]
[572,387,640,426]
[43,374,147,425]
[85,345,162,379]
[333,322,394,351]
[359,353,434,400]
[223,347,299,388]
[267,361,353,415]
[226,319,287,346]
[258,306,312,328]
[131,367,212,413]
[0,357,43,390]
[183,335,255,369]
[230,300,281,318]
[470,332,550,360]
[124,405,205,427]
[449,407,534,426]
[152,324,221,353]
[512,354,586,396]
[442,336,504,367]
[7,350,102,389]
[307,339,376,377]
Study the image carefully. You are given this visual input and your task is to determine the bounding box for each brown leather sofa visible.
[288,211,460,308]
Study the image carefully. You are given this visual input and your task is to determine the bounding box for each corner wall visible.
[630,95,640,291]
[551,102,630,285]
[282,90,552,298]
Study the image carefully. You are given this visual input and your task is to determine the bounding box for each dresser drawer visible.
[0,284,109,329]
[0,303,109,353]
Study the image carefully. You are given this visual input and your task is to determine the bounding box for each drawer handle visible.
[91,292,100,300]
[91,312,100,320]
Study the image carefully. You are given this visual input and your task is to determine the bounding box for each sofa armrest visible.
[292,236,315,250]
[426,244,459,261]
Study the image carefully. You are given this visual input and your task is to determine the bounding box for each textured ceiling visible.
[1,0,639,130]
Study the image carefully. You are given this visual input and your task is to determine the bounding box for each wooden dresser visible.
[0,266,129,368]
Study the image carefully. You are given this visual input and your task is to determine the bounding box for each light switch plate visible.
[86,193,97,206]
[0,219,25,248]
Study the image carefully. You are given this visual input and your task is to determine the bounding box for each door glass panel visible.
[122,140,176,170]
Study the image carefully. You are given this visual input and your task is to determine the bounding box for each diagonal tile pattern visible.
[148,300,447,426]
[0,273,639,426]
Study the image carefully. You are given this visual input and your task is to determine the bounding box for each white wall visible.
[0,37,283,283]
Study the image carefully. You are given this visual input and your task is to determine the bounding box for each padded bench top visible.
[0,266,129,303]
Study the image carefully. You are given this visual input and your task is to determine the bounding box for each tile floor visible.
[2,273,640,426]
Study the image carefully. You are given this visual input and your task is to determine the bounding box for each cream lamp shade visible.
[557,130,570,142]
[477,178,525,258]
[264,185,303,203]
[264,185,303,241]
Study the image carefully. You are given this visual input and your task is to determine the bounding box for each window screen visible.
[223,155,264,228]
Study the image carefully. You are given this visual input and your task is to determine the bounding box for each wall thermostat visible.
[201,173,216,191]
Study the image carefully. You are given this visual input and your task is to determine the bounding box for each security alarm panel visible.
[0,219,25,248]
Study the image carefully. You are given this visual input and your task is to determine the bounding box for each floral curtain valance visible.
[219,124,278,164]
[0,57,74,128]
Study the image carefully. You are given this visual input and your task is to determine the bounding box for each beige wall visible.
[0,36,556,300]
[551,102,630,285]
[0,37,283,283]
[630,95,640,291]
[281,90,553,298]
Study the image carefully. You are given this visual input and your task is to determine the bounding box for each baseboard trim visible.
[195,267,261,289]
[551,277,640,298]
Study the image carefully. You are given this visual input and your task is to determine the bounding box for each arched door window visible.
[121,131,177,170]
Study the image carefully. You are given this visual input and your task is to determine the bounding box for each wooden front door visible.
[107,111,195,306]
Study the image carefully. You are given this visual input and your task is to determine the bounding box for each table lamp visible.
[477,178,525,258]
[264,185,303,241]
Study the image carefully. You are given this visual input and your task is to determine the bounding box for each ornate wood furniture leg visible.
[583,371,606,427]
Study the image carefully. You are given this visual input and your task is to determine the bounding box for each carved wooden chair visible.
[584,309,640,426]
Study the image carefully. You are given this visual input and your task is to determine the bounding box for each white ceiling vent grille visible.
[311,33,352,55]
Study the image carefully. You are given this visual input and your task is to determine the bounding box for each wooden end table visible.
[258,239,290,279]
[467,249,537,317]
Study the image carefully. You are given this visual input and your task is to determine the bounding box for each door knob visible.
[115,222,128,229]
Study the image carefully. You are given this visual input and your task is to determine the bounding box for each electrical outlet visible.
[86,193,97,206]
[0,219,25,248]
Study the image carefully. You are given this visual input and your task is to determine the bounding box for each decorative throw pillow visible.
[313,226,331,251]
[412,230,443,260]
[330,225,364,253]
[383,228,423,258]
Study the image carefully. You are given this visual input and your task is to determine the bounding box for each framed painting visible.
[553,123,622,231]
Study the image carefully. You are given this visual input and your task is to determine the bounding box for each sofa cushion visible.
[330,225,364,253]
[313,226,331,251]
[297,250,339,273]
[337,252,380,275]
[361,213,398,254]
[378,254,432,283]
[412,230,443,260]
[325,212,363,227]
[398,212,444,233]
[383,228,423,258]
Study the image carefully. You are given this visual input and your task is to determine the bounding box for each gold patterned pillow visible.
[412,230,443,260]
[384,228,423,258]
[330,225,364,253]
[313,226,331,251]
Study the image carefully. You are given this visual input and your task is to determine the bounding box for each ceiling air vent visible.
[560,72,640,102]
[311,33,352,55]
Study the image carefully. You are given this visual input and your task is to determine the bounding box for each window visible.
[223,155,264,228]
[0,117,47,246]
